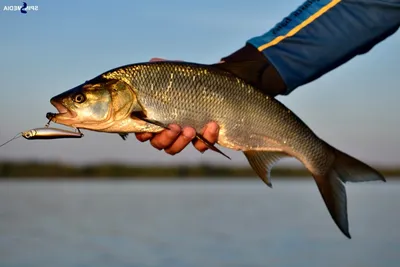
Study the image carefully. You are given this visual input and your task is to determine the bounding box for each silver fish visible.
[47,61,386,238]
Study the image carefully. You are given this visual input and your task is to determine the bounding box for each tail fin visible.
[333,150,386,183]
[313,150,385,239]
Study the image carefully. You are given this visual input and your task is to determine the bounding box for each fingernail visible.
[208,122,219,133]
[168,124,181,134]
[182,127,195,140]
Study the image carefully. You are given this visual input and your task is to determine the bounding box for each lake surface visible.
[0,179,398,267]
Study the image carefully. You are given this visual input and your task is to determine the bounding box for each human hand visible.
[135,58,220,155]
[135,122,219,155]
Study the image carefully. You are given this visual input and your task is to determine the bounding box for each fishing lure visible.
[22,127,83,140]
[0,127,83,148]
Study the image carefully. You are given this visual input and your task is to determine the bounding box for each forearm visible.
[225,0,400,95]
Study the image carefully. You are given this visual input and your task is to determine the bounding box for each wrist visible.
[221,43,287,96]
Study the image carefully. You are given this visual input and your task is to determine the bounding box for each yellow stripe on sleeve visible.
[258,0,341,51]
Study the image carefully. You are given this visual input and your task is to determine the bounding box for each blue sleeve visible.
[247,0,400,94]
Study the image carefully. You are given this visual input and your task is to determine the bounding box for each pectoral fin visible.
[130,111,172,130]
[244,151,289,188]
[140,117,172,131]
[195,133,231,160]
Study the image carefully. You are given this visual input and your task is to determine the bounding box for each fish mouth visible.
[46,99,77,124]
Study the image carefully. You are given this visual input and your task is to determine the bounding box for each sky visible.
[0,0,399,167]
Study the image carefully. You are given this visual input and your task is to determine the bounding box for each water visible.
[0,179,398,267]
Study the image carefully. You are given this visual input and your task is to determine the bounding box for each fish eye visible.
[73,93,86,103]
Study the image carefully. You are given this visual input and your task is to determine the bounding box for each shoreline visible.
[0,161,399,179]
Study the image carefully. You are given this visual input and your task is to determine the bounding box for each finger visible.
[193,122,219,153]
[149,58,183,62]
[150,124,181,150]
[150,58,166,62]
[135,132,154,142]
[164,127,196,155]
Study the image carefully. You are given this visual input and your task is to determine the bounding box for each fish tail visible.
[313,149,385,239]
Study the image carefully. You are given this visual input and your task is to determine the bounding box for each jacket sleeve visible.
[228,0,400,95]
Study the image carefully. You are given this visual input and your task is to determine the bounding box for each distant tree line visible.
[0,161,398,179]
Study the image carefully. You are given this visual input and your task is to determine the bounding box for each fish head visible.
[47,77,141,131]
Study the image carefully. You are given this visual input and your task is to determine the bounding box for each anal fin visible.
[244,151,289,188]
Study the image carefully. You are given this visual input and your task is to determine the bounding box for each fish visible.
[47,61,385,238]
